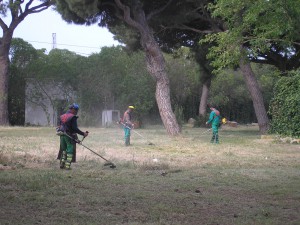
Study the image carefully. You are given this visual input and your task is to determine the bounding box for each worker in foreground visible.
[57,103,88,169]
[122,105,135,146]
[206,106,221,144]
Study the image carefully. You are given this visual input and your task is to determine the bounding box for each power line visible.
[27,40,102,50]
[71,51,92,56]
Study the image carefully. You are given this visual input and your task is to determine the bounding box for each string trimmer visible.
[63,132,116,169]
[200,128,212,136]
[118,121,155,145]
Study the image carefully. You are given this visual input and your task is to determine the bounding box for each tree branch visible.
[0,18,9,31]
[8,0,52,31]
[243,36,300,47]
[101,2,123,20]
[159,24,222,34]
[25,0,34,11]
[27,0,53,14]
[10,0,18,20]
[114,0,141,31]
[146,0,173,21]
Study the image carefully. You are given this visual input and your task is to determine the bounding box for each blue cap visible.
[69,103,79,110]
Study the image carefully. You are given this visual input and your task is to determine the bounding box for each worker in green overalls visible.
[57,103,88,169]
[206,106,221,144]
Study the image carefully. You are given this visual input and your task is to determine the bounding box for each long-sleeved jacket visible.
[59,111,84,135]
[207,108,220,126]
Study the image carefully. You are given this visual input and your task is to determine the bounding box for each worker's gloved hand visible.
[74,139,81,144]
[83,131,89,137]
[205,122,208,125]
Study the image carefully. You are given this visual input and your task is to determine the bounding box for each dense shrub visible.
[269,70,300,137]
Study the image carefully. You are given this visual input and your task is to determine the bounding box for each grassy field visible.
[0,125,299,225]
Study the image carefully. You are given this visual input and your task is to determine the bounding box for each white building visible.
[25,79,75,126]
[102,110,120,127]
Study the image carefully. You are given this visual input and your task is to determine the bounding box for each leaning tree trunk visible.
[239,59,269,134]
[145,43,181,135]
[199,77,211,117]
[115,0,181,135]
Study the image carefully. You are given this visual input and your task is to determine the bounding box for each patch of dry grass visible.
[0,125,299,225]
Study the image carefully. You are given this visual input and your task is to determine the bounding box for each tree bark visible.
[145,45,181,135]
[199,77,211,117]
[0,57,9,125]
[0,31,13,125]
[115,0,180,135]
[239,59,269,134]
[143,30,181,135]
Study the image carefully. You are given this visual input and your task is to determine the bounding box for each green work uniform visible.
[58,110,85,169]
[207,109,221,143]
[123,109,133,146]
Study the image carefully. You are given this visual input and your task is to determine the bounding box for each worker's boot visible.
[211,134,215,143]
[125,137,130,146]
[60,151,67,169]
[65,153,73,170]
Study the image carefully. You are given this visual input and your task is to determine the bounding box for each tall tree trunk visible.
[0,31,13,125]
[0,56,9,125]
[115,0,180,135]
[199,77,211,117]
[239,59,269,134]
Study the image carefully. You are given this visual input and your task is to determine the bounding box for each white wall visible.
[25,79,75,126]
[102,110,120,127]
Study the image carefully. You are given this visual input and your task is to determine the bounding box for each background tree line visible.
[2,0,300,138]
[9,38,280,128]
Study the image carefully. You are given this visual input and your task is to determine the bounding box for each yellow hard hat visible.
[128,106,135,109]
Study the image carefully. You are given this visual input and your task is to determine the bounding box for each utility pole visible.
[52,33,56,49]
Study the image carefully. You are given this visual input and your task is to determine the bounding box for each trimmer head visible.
[104,162,116,169]
[109,164,116,169]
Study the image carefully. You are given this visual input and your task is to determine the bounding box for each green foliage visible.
[269,70,300,137]
[174,104,184,128]
[202,32,243,73]
[11,44,156,126]
[9,39,38,125]
[76,47,156,126]
[193,115,208,128]
[166,47,201,120]
[0,1,8,15]
[209,64,278,123]
[54,0,97,25]
[204,0,300,73]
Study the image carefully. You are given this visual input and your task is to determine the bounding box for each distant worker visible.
[122,105,135,146]
[206,106,221,144]
[57,103,88,169]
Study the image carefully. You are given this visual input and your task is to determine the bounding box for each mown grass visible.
[0,125,299,225]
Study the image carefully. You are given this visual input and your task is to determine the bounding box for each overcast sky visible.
[2,7,120,56]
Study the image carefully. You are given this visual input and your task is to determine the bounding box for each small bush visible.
[194,115,208,127]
